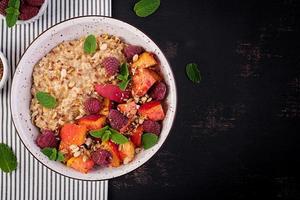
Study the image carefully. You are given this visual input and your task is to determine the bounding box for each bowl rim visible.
[11,16,178,181]
[0,51,9,89]
[0,0,48,25]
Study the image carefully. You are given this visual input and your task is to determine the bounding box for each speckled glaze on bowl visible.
[11,16,177,180]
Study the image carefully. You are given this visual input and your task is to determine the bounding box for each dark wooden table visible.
[110,0,300,199]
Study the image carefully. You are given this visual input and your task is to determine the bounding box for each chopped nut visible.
[140,96,147,103]
[134,118,139,124]
[127,98,133,103]
[123,157,131,165]
[138,118,144,124]
[114,37,121,43]
[102,34,109,40]
[69,144,78,150]
[51,112,57,119]
[71,146,80,153]
[134,97,140,103]
[61,69,67,78]
[68,81,75,88]
[73,151,81,157]
[132,68,136,75]
[132,54,139,62]
[146,97,152,102]
[83,155,88,162]
[100,43,108,51]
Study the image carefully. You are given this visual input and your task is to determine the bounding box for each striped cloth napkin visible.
[0,0,111,199]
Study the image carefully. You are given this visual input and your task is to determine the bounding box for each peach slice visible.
[132,52,157,68]
[67,156,94,173]
[130,126,143,147]
[78,114,106,131]
[118,141,135,164]
[138,101,165,121]
[117,101,137,118]
[132,68,161,97]
[59,123,87,150]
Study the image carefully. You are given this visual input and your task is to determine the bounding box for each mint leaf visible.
[108,127,120,135]
[90,126,109,138]
[118,78,131,91]
[134,0,160,17]
[5,7,19,15]
[41,148,53,157]
[118,63,129,80]
[101,130,111,142]
[0,143,18,173]
[117,75,126,81]
[6,13,18,28]
[5,0,20,28]
[84,34,97,54]
[41,148,57,161]
[110,131,128,144]
[42,148,64,162]
[56,152,65,162]
[117,63,130,90]
[142,133,158,149]
[49,148,57,160]
[186,63,201,84]
[36,91,57,109]
[8,0,20,9]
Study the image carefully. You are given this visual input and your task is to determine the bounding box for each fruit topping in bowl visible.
[30,34,168,173]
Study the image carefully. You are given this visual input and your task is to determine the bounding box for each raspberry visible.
[36,130,58,148]
[102,57,120,76]
[149,81,167,101]
[108,109,129,131]
[91,149,112,166]
[19,4,39,20]
[26,0,45,6]
[84,98,102,114]
[0,0,9,15]
[123,45,144,61]
[142,120,161,135]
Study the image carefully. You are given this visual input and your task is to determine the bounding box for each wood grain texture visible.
[111,0,300,199]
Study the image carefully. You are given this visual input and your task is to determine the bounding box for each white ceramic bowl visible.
[0,0,48,25]
[0,51,9,89]
[11,16,177,180]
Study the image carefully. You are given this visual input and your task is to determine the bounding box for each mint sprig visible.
[0,143,18,173]
[5,0,20,28]
[89,126,129,144]
[41,148,65,162]
[134,0,160,17]
[36,91,57,109]
[84,34,97,54]
[117,63,131,90]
